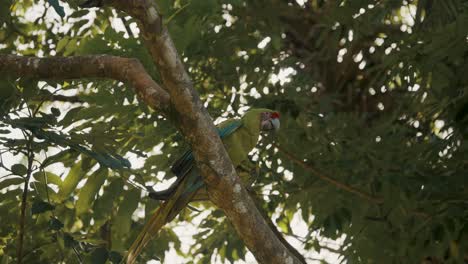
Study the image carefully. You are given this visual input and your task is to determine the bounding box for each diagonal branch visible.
[248,189,307,264]
[84,1,305,263]
[274,143,384,204]
[0,54,170,113]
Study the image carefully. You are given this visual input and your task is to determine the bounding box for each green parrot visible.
[126,108,280,263]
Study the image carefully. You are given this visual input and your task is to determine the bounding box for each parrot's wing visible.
[218,119,243,138]
[131,119,243,261]
[126,169,201,264]
[170,119,242,177]
[170,150,194,177]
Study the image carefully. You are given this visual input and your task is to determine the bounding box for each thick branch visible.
[96,1,304,263]
[0,54,170,113]
[248,190,307,264]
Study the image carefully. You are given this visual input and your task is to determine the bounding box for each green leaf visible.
[59,106,84,127]
[76,167,108,215]
[51,107,60,117]
[64,38,78,56]
[47,0,65,17]
[18,78,38,100]
[69,9,89,18]
[48,217,64,230]
[33,182,60,202]
[73,19,89,32]
[0,79,17,114]
[33,171,62,186]
[0,177,24,190]
[84,247,108,264]
[0,0,12,24]
[191,0,219,15]
[63,233,78,248]
[93,178,124,224]
[111,188,140,250]
[41,149,78,168]
[0,189,21,204]
[108,251,123,264]
[31,200,55,214]
[58,161,86,200]
[56,37,70,53]
[11,164,28,176]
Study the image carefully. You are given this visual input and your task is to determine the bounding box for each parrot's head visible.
[260,111,280,131]
[242,108,280,132]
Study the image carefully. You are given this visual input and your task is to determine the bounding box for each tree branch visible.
[92,1,305,263]
[33,94,84,103]
[17,136,34,264]
[248,190,307,264]
[273,143,384,204]
[0,54,170,113]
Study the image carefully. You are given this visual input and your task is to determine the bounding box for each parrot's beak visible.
[271,118,280,131]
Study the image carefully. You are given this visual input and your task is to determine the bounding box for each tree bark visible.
[97,1,304,263]
[1,1,306,262]
[0,55,170,113]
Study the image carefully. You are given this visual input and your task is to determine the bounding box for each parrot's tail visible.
[125,203,168,264]
[126,172,202,263]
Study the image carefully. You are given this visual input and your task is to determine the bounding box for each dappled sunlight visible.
[2,0,468,263]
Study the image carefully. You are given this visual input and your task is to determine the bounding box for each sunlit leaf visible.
[76,167,108,215]
[58,161,86,200]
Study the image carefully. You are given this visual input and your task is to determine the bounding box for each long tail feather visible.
[125,172,202,264]
[126,204,167,264]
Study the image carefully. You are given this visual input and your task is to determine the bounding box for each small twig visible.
[41,169,51,205]
[120,16,135,38]
[36,154,72,262]
[17,136,35,264]
[306,257,330,263]
[164,3,190,25]
[273,143,384,204]
[71,244,83,263]
[33,94,84,103]
[0,174,20,181]
[33,84,62,115]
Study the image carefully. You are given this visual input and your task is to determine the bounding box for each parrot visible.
[126,108,280,263]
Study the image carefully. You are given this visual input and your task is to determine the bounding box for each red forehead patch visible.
[271,112,280,119]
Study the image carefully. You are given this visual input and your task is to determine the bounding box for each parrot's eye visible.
[260,112,280,131]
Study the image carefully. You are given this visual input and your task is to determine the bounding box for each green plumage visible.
[126,108,278,263]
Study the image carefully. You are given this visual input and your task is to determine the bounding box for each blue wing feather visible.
[218,119,242,138]
[170,119,242,177]
[149,120,242,200]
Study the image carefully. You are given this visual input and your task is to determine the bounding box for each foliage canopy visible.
[1,0,468,263]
